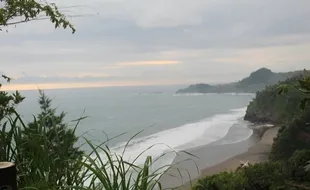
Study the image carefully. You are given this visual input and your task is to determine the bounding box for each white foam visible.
[106,107,248,168]
[173,93,206,96]
[217,129,253,145]
[174,93,255,96]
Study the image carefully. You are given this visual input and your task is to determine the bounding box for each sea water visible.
[16,85,254,168]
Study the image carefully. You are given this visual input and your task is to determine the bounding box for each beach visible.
[161,126,280,189]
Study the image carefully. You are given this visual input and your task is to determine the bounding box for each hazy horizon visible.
[1,67,307,91]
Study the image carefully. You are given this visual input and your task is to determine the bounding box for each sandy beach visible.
[161,126,280,189]
[201,126,279,176]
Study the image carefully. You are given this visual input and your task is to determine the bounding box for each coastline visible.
[160,125,279,189]
[201,126,279,176]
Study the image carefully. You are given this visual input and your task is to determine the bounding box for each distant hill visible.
[176,68,301,93]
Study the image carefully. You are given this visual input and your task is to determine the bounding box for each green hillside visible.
[177,68,300,94]
[244,75,308,124]
[194,73,310,190]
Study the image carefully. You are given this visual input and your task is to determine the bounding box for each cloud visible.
[12,76,121,84]
[2,81,148,91]
[1,0,310,89]
[117,60,180,66]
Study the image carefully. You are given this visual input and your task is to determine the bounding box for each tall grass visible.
[0,110,193,190]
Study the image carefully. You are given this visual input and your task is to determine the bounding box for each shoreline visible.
[201,126,279,176]
[160,125,279,189]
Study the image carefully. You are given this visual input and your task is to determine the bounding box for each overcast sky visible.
[1,0,310,90]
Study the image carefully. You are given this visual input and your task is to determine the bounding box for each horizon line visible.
[1,82,189,91]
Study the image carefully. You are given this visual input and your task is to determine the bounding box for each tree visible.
[0,0,75,33]
[29,90,82,158]
[30,90,82,160]
[18,90,83,188]
[287,149,310,182]
[279,71,310,110]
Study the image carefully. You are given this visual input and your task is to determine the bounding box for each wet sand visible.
[160,126,279,189]
[201,126,279,176]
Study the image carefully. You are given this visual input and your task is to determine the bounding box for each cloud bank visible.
[1,0,310,89]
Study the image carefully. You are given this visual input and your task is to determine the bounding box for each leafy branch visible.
[0,0,75,33]
[278,75,310,110]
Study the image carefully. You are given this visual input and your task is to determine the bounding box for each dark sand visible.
[160,126,280,189]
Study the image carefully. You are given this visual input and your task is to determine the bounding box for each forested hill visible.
[243,70,310,162]
[244,74,309,125]
[176,68,300,94]
[194,72,310,189]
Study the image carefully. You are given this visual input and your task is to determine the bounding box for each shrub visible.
[240,162,285,190]
[287,149,310,182]
[193,162,286,190]
[193,171,245,190]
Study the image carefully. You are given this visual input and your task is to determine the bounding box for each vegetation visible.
[244,75,308,124]
[0,75,24,122]
[17,91,84,188]
[194,73,310,190]
[193,171,245,190]
[194,162,287,190]
[176,68,300,94]
[269,110,310,161]
[0,0,75,32]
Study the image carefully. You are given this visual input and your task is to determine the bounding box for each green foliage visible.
[240,162,286,190]
[29,90,83,160]
[278,76,310,110]
[245,75,308,124]
[0,75,25,164]
[193,162,287,190]
[15,91,84,188]
[0,75,24,121]
[287,150,310,182]
[246,70,310,161]
[269,107,310,161]
[77,139,168,190]
[193,171,245,190]
[1,110,169,190]
[194,71,310,190]
[0,0,75,33]
[0,91,84,189]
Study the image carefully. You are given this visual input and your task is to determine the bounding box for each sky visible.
[1,0,310,90]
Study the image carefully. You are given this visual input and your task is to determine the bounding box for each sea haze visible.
[17,85,254,166]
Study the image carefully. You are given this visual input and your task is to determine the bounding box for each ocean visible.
[16,85,255,169]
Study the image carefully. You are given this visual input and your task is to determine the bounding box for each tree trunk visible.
[0,162,17,190]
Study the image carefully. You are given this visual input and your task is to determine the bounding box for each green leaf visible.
[300,97,310,110]
[277,84,289,95]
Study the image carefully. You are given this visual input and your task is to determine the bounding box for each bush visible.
[287,149,310,182]
[193,162,287,190]
[270,110,310,161]
[240,162,285,190]
[193,171,245,190]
